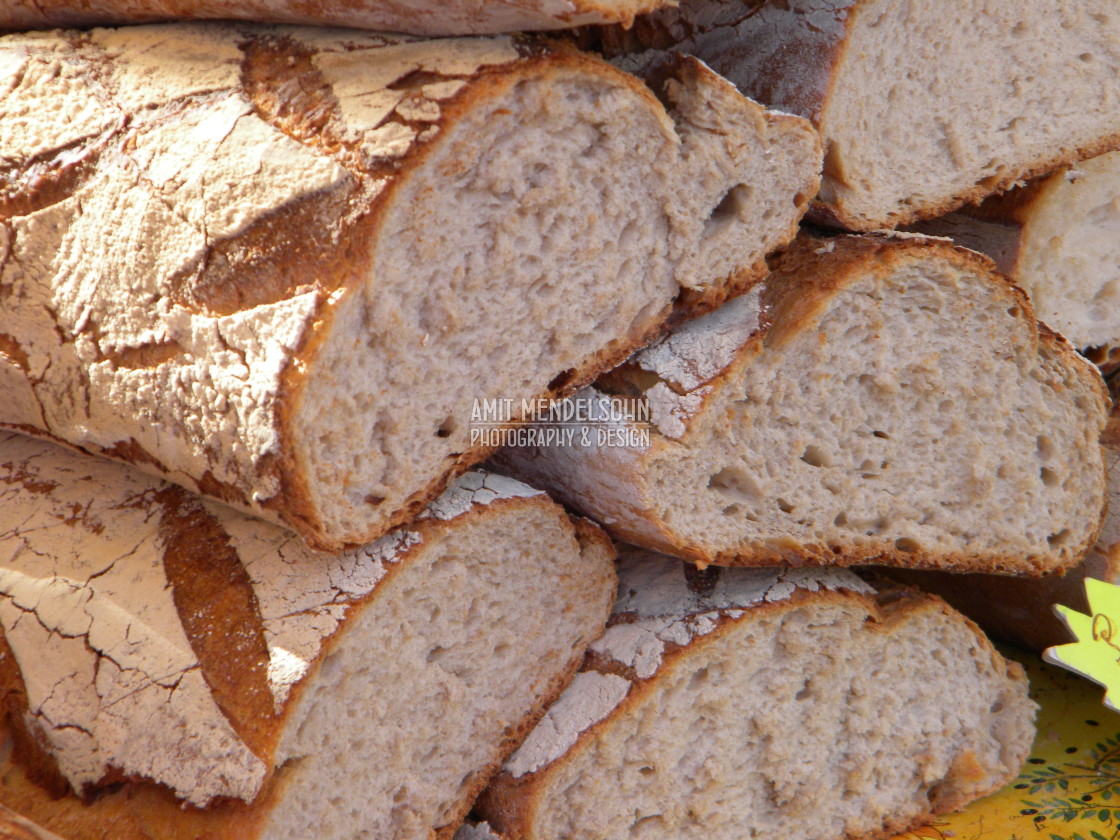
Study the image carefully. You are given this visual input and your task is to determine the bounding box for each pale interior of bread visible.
[293,67,814,543]
[528,598,1033,840]
[821,0,1120,225]
[260,505,613,840]
[1018,151,1120,348]
[647,255,1102,568]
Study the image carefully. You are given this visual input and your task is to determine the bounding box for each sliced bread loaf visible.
[594,0,1120,230]
[0,0,671,35]
[912,151,1120,351]
[0,432,616,840]
[0,25,821,550]
[477,548,1036,840]
[499,234,1109,573]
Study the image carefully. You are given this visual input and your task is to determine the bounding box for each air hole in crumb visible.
[638,766,656,777]
[777,498,795,513]
[426,646,448,664]
[895,537,920,553]
[872,430,890,439]
[704,184,753,235]
[795,683,811,700]
[1040,467,1060,487]
[365,494,386,506]
[991,700,1004,713]
[834,512,848,527]
[689,667,710,689]
[436,415,458,438]
[722,504,741,516]
[1037,435,1054,459]
[1048,529,1072,548]
[1007,306,1021,317]
[1080,52,1095,62]
[800,445,830,467]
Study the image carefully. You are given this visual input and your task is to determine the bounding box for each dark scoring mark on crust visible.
[157,486,278,757]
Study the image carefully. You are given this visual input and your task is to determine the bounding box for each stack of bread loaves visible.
[0,1,1114,839]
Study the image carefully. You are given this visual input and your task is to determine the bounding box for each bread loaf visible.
[882,445,1120,652]
[0,24,821,551]
[912,151,1120,351]
[0,432,617,840]
[498,233,1109,573]
[590,0,1120,230]
[0,0,670,36]
[477,548,1036,840]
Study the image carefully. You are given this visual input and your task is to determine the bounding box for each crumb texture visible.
[482,551,1036,840]
[502,236,1108,572]
[0,432,616,840]
[0,24,820,550]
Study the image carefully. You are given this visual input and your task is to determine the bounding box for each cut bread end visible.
[500,234,1109,574]
[478,551,1036,840]
[285,53,821,550]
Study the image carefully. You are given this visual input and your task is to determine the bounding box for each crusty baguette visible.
[0,24,821,551]
[0,0,671,35]
[911,150,1120,351]
[0,432,617,840]
[587,0,1120,231]
[498,233,1109,574]
[477,548,1036,840]
[882,445,1120,653]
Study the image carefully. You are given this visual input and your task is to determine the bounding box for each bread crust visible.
[0,433,617,840]
[500,233,1109,574]
[0,0,673,35]
[588,0,1120,230]
[0,26,818,552]
[479,567,1032,840]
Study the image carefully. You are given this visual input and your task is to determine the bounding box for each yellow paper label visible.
[1045,577,1120,713]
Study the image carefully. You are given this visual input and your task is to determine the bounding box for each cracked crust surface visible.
[0,432,617,840]
[587,0,1120,231]
[0,0,673,35]
[498,233,1109,574]
[0,24,821,551]
[477,549,1035,840]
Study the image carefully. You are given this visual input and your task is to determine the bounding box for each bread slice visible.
[592,0,1120,230]
[0,25,821,551]
[498,233,1109,573]
[882,443,1120,653]
[477,548,1036,840]
[912,151,1120,351]
[0,0,671,35]
[0,432,617,840]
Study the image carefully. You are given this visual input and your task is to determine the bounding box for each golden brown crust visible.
[479,585,1026,839]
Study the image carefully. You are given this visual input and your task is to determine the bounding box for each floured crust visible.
[0,25,819,552]
[0,0,673,36]
[478,553,1028,839]
[499,233,1109,573]
[0,431,613,839]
